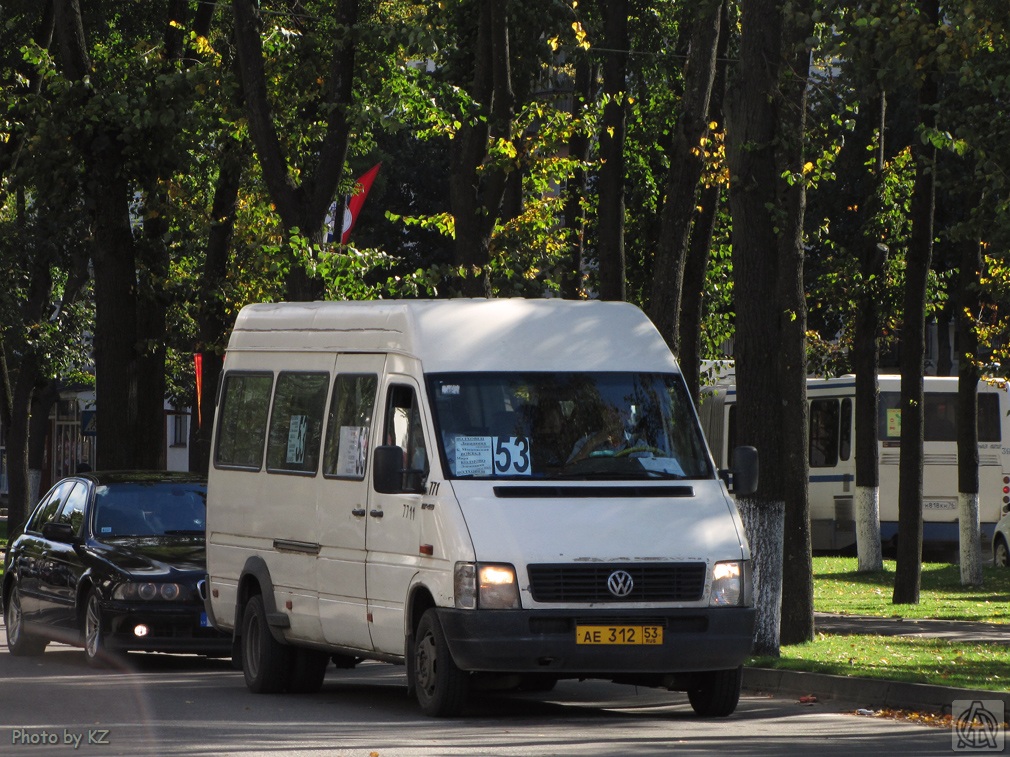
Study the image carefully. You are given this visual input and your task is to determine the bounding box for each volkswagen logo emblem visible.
[607,570,634,598]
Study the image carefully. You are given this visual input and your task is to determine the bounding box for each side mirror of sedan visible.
[41,522,77,544]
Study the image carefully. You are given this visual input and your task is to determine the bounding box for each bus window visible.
[978,393,1001,442]
[924,394,956,441]
[809,399,839,468]
[879,390,1001,443]
[839,398,852,461]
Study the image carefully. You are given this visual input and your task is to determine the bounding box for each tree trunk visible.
[54,0,154,471]
[893,0,939,605]
[232,0,358,302]
[957,236,983,586]
[561,58,595,300]
[777,8,814,646]
[678,0,730,405]
[853,92,887,573]
[679,184,721,406]
[0,355,36,535]
[91,172,143,470]
[191,139,247,474]
[649,0,722,351]
[448,0,512,298]
[595,0,628,301]
[726,0,786,657]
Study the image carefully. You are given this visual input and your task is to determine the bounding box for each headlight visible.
[113,582,186,601]
[709,561,750,607]
[454,563,520,610]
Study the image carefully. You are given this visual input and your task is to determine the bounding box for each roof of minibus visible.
[228,299,681,373]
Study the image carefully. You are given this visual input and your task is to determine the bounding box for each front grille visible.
[527,563,706,603]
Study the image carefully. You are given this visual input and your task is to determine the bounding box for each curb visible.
[743,666,1010,713]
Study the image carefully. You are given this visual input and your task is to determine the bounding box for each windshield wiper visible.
[162,529,205,535]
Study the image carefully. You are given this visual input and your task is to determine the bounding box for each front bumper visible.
[436,607,755,675]
[100,600,232,655]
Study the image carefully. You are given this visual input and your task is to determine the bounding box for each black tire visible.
[995,536,1009,568]
[288,648,329,694]
[242,595,292,693]
[83,589,114,667]
[687,666,742,717]
[5,585,48,656]
[413,609,469,717]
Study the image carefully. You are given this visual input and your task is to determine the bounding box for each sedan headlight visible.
[454,563,520,610]
[113,582,186,602]
[709,561,751,607]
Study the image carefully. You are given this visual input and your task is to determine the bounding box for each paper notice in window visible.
[337,426,368,477]
[886,408,901,439]
[455,436,493,476]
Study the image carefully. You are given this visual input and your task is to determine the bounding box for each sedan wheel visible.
[83,590,109,667]
[5,585,48,656]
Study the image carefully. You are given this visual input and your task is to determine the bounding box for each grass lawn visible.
[749,556,1010,692]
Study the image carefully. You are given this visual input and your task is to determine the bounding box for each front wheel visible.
[83,589,114,667]
[5,585,48,656]
[414,609,469,717]
[242,595,292,693]
[995,536,1009,567]
[687,666,742,717]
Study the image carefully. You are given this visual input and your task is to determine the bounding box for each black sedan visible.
[2,471,230,665]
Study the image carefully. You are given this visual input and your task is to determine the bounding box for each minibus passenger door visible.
[316,353,385,652]
[366,379,428,655]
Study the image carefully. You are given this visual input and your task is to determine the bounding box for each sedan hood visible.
[87,537,207,578]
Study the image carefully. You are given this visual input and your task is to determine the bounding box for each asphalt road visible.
[0,621,971,757]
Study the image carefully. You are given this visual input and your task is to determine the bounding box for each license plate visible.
[924,500,956,511]
[200,612,210,628]
[576,625,663,645]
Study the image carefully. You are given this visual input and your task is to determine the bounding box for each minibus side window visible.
[323,374,378,479]
[266,372,329,474]
[384,385,428,483]
[215,372,274,469]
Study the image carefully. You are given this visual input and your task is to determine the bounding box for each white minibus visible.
[205,299,757,717]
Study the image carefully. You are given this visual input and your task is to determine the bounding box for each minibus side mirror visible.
[373,445,428,494]
[730,445,758,496]
[373,445,405,493]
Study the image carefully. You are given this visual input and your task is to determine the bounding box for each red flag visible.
[340,163,381,245]
[194,353,203,429]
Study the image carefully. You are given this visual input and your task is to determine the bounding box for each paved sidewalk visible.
[743,612,1010,713]
[814,611,1010,644]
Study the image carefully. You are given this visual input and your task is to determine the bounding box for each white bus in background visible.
[699,375,1010,553]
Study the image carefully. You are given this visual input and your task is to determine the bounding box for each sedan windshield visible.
[93,482,207,537]
[428,372,713,480]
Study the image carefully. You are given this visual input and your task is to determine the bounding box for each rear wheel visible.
[995,536,1009,567]
[414,609,469,717]
[288,648,329,693]
[242,595,292,693]
[5,585,48,656]
[687,667,742,717]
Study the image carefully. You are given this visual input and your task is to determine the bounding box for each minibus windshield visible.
[428,372,713,480]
